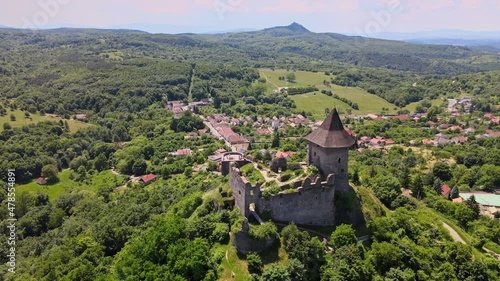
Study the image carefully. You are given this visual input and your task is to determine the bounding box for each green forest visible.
[0,23,499,280]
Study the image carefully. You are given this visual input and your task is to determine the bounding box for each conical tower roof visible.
[305,108,355,148]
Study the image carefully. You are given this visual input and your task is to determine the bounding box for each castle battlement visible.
[230,164,336,226]
[229,108,353,227]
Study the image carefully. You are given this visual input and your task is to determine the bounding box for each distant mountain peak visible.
[286,22,310,32]
[263,22,310,34]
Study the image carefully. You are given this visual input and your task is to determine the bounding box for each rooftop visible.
[460,193,500,207]
[305,108,356,148]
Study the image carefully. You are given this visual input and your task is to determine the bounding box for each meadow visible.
[16,170,126,201]
[260,69,398,118]
[0,110,91,133]
[16,170,75,202]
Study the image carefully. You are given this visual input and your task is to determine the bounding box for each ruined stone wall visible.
[229,166,260,218]
[221,158,249,176]
[230,164,337,226]
[257,175,336,226]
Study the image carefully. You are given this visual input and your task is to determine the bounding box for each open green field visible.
[99,51,125,61]
[260,69,398,118]
[403,98,445,113]
[16,170,75,201]
[218,243,251,281]
[16,170,126,201]
[0,110,91,133]
[260,68,332,89]
[291,92,351,120]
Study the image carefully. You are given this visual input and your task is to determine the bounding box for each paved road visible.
[200,116,234,151]
[443,222,465,244]
[443,222,500,260]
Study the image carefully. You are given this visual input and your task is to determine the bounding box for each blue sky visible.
[1,0,499,34]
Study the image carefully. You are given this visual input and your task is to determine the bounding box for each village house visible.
[140,174,158,185]
[169,148,193,157]
[448,126,462,132]
[275,151,294,160]
[256,128,272,135]
[75,114,87,120]
[184,132,199,140]
[208,149,228,162]
[434,133,450,146]
[438,124,449,130]
[451,136,468,144]
[422,139,435,146]
[390,114,410,120]
[491,117,500,125]
[36,177,47,185]
[441,184,451,198]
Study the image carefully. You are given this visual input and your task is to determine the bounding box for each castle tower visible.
[305,108,355,192]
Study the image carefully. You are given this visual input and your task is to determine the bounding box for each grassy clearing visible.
[99,51,124,61]
[240,164,265,185]
[260,68,332,88]
[403,98,445,113]
[80,170,127,192]
[260,69,398,117]
[218,243,251,281]
[291,92,351,120]
[16,170,75,201]
[16,170,126,201]
[0,110,90,133]
[355,185,389,222]
[484,241,500,254]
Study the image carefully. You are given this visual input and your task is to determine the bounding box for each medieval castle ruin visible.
[229,108,356,227]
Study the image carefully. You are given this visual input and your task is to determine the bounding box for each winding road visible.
[442,222,465,244]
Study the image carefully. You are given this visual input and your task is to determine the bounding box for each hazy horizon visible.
[2,0,499,36]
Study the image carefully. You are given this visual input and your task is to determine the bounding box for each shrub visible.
[247,223,278,240]
[247,253,263,274]
[211,223,229,243]
[280,174,291,182]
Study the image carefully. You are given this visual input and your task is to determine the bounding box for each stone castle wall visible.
[229,166,260,218]
[258,175,335,226]
[230,166,336,226]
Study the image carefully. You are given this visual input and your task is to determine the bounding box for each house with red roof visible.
[384,139,395,145]
[484,113,494,120]
[228,134,248,145]
[422,139,435,146]
[275,151,294,160]
[451,136,468,144]
[36,177,47,185]
[256,128,272,135]
[448,126,462,132]
[169,149,192,157]
[391,114,409,120]
[490,118,500,125]
[140,174,158,185]
[441,185,451,198]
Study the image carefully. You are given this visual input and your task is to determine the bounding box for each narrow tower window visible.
[338,158,341,163]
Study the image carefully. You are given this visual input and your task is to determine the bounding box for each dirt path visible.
[261,72,280,89]
[253,163,276,182]
[111,168,123,177]
[443,222,466,244]
[187,67,195,102]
